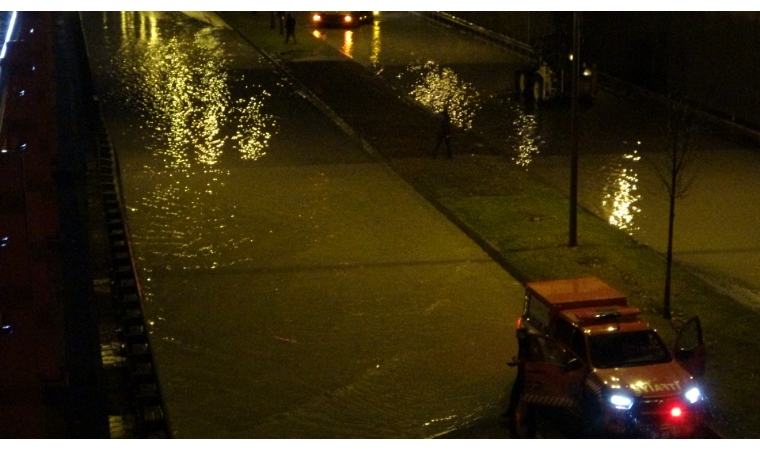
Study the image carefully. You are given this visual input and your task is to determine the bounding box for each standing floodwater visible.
[81,12,522,438]
[317,12,760,312]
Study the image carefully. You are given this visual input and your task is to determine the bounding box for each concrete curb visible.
[78,12,171,439]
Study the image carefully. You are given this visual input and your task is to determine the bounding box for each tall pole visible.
[663,133,678,320]
[569,12,580,247]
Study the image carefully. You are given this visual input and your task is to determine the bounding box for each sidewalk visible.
[218,12,759,438]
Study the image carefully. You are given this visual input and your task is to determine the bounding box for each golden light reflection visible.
[602,146,642,233]
[231,93,275,160]
[151,16,160,42]
[119,12,160,44]
[189,30,230,166]
[370,21,381,71]
[110,13,276,270]
[139,13,149,42]
[341,30,354,58]
[115,26,275,168]
[119,12,128,37]
[400,60,480,130]
[512,111,539,167]
[139,36,195,168]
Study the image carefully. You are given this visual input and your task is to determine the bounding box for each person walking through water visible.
[285,13,296,43]
[432,106,452,159]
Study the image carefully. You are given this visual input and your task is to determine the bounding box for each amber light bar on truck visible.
[571,306,641,324]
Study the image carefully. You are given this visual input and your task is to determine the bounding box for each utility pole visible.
[569,12,580,247]
[663,133,678,320]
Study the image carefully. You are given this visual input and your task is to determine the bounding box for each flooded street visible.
[315,12,760,312]
[79,11,760,438]
[81,12,523,438]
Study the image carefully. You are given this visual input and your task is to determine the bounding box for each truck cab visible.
[510,277,707,438]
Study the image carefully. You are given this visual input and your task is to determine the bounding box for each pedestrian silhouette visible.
[432,107,452,159]
[285,13,296,43]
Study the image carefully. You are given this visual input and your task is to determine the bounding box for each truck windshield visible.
[588,330,672,369]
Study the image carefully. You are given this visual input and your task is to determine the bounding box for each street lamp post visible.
[569,12,580,247]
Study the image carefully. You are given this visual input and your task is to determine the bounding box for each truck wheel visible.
[510,395,537,438]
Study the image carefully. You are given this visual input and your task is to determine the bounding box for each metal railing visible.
[417,11,534,58]
[419,11,760,146]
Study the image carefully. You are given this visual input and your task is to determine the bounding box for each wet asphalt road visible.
[81,11,523,438]
[78,10,754,438]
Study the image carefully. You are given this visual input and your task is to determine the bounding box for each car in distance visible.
[311,11,374,28]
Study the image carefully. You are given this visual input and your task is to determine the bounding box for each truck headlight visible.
[684,387,701,404]
[609,394,634,410]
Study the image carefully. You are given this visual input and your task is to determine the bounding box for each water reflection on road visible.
[315,11,760,307]
[107,13,277,275]
[341,29,354,58]
[113,16,275,167]
[602,146,642,233]
[511,107,540,167]
[85,11,522,438]
[398,60,480,130]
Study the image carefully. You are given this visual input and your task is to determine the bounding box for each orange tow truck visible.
[508,277,707,438]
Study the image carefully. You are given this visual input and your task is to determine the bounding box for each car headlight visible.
[684,387,702,404]
[609,394,634,410]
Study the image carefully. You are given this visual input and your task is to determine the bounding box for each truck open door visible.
[674,316,706,378]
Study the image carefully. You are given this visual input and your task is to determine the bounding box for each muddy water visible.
[81,12,522,438]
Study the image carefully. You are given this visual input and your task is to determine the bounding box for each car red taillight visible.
[670,407,682,417]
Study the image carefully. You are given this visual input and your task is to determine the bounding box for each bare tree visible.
[653,98,698,319]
